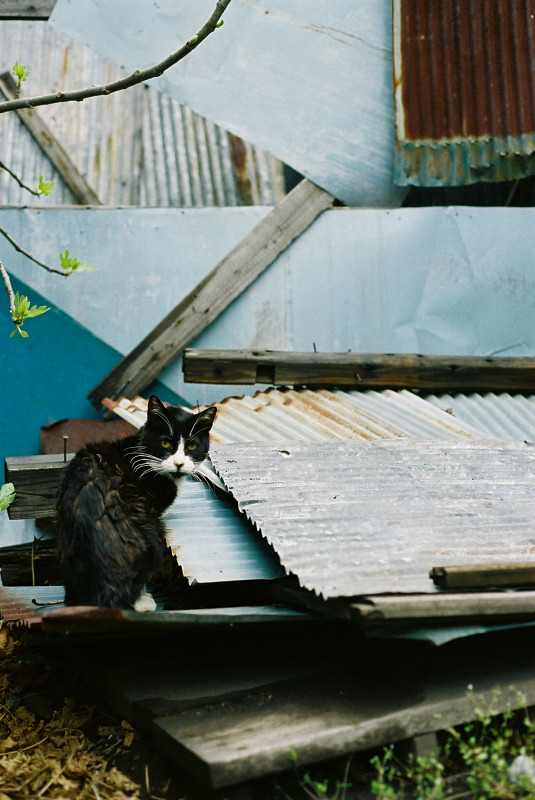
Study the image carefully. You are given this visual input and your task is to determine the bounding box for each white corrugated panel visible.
[0,21,285,207]
[425,393,535,442]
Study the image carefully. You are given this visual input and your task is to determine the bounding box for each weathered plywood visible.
[5,454,70,519]
[0,0,55,18]
[148,629,535,787]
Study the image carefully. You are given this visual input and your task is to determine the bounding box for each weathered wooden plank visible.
[0,540,60,585]
[148,635,535,788]
[0,72,101,204]
[430,563,535,590]
[4,454,71,519]
[351,591,535,624]
[88,180,334,408]
[182,349,535,391]
[0,0,55,18]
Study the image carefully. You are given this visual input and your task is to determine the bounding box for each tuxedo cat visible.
[56,395,217,611]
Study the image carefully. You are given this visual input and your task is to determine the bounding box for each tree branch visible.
[0,0,232,114]
[0,259,16,317]
[0,226,67,275]
[0,159,41,195]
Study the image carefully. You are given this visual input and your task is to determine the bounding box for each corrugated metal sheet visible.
[106,387,486,444]
[0,21,285,206]
[393,0,535,186]
[210,439,535,599]
[51,0,408,208]
[106,388,488,587]
[425,393,535,442]
[164,480,284,585]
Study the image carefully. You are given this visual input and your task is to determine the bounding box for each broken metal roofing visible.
[103,388,484,587]
[209,438,535,599]
[393,0,535,186]
[0,21,284,206]
[106,387,485,444]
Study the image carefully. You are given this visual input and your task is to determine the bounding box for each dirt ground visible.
[0,626,372,800]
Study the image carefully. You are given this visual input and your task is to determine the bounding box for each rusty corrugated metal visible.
[393,0,535,186]
[0,21,285,206]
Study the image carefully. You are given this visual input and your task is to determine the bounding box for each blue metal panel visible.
[4,206,535,411]
[50,0,407,207]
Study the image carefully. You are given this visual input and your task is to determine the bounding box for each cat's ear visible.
[147,395,166,418]
[191,406,217,435]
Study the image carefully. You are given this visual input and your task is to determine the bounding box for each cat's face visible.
[130,395,217,482]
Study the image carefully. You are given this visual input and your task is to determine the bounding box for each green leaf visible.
[12,61,30,84]
[10,292,50,337]
[37,175,54,196]
[0,483,15,512]
[59,249,98,274]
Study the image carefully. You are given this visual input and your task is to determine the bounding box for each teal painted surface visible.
[0,274,179,469]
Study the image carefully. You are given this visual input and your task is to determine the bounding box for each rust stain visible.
[399,0,535,141]
[229,133,254,205]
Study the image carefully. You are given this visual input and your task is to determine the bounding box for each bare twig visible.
[0,0,232,114]
[0,159,41,195]
[0,259,16,316]
[0,226,67,275]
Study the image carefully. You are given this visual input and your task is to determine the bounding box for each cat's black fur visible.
[56,396,217,610]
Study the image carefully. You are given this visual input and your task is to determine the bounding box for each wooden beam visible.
[0,0,56,18]
[182,349,535,392]
[88,180,334,408]
[430,563,535,590]
[5,454,71,519]
[351,590,535,624]
[0,72,101,205]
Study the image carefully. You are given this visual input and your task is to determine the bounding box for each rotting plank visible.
[5,454,71,519]
[351,591,535,624]
[88,180,335,408]
[182,349,535,391]
[430,562,535,590]
[0,0,55,18]
[147,627,535,788]
[0,72,101,204]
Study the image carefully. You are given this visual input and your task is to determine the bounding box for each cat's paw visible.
[133,591,157,612]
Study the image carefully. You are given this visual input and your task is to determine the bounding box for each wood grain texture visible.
[5,454,70,519]
[88,180,334,407]
[183,349,535,391]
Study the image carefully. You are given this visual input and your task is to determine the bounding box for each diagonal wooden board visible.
[0,71,101,204]
[88,179,334,408]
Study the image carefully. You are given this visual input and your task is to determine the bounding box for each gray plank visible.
[149,633,535,787]
[183,349,535,391]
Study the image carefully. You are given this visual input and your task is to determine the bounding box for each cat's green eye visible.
[160,439,172,449]
[186,441,197,452]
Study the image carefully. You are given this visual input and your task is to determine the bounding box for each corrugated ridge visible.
[0,21,285,206]
[394,0,535,186]
[210,439,535,598]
